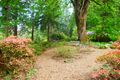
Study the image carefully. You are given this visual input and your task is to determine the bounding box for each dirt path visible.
[31,47,111,80]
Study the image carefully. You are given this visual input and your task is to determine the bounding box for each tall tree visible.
[1,0,10,37]
[39,0,62,41]
[71,0,90,42]
[0,0,31,37]
[87,0,120,41]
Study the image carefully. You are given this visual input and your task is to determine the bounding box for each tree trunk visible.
[75,11,87,42]
[4,26,9,37]
[31,26,34,41]
[4,2,10,37]
[13,26,17,36]
[69,27,73,38]
[71,0,89,42]
[13,10,18,36]
[47,23,50,41]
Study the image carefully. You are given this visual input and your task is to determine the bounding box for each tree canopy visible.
[0,0,120,42]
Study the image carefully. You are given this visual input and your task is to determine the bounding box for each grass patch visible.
[90,42,112,49]
[55,46,77,58]
[0,33,4,40]
[25,67,36,80]
[3,75,12,80]
[32,41,66,55]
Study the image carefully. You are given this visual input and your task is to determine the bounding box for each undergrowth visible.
[32,41,66,55]
[90,42,112,49]
[25,67,36,80]
[55,46,77,58]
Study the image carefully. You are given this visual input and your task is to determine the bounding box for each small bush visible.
[31,40,66,55]
[55,46,76,58]
[90,40,120,80]
[0,36,34,77]
[97,50,120,69]
[89,25,120,42]
[25,67,36,80]
[50,32,68,41]
[90,42,111,49]
[91,49,120,79]
[91,68,120,80]
[112,40,120,49]
[34,30,47,43]
[0,33,4,40]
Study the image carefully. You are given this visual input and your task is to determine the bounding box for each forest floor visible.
[31,45,112,80]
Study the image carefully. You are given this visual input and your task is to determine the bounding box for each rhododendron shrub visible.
[0,36,34,75]
[112,40,120,49]
[91,50,120,80]
[91,69,108,80]
[97,50,120,69]
[91,68,120,80]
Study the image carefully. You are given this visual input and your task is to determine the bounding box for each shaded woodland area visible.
[0,0,120,42]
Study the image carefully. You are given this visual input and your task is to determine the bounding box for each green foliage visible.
[50,32,68,41]
[55,46,76,58]
[0,0,120,79]
[34,30,47,43]
[42,41,66,49]
[32,40,66,55]
[0,0,31,36]
[89,25,120,42]
[31,30,66,55]
[90,42,111,49]
[0,33,4,40]
[87,1,120,42]
[25,67,36,80]
[4,75,12,80]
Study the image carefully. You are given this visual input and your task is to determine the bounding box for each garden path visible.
[31,46,111,80]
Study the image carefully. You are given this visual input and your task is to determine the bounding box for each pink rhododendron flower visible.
[91,72,100,78]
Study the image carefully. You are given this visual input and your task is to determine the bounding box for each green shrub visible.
[32,41,66,55]
[0,33,4,40]
[50,32,68,41]
[34,30,47,43]
[55,46,76,58]
[90,42,111,49]
[89,25,119,42]
[25,67,36,80]
[0,36,34,77]
[31,43,43,55]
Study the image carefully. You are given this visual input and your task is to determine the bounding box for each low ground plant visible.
[25,67,37,80]
[32,41,66,55]
[112,40,120,49]
[50,32,68,41]
[90,42,111,49]
[55,46,76,58]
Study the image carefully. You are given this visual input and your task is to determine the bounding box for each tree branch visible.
[91,0,101,5]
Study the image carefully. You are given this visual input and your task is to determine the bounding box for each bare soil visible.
[31,46,111,80]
